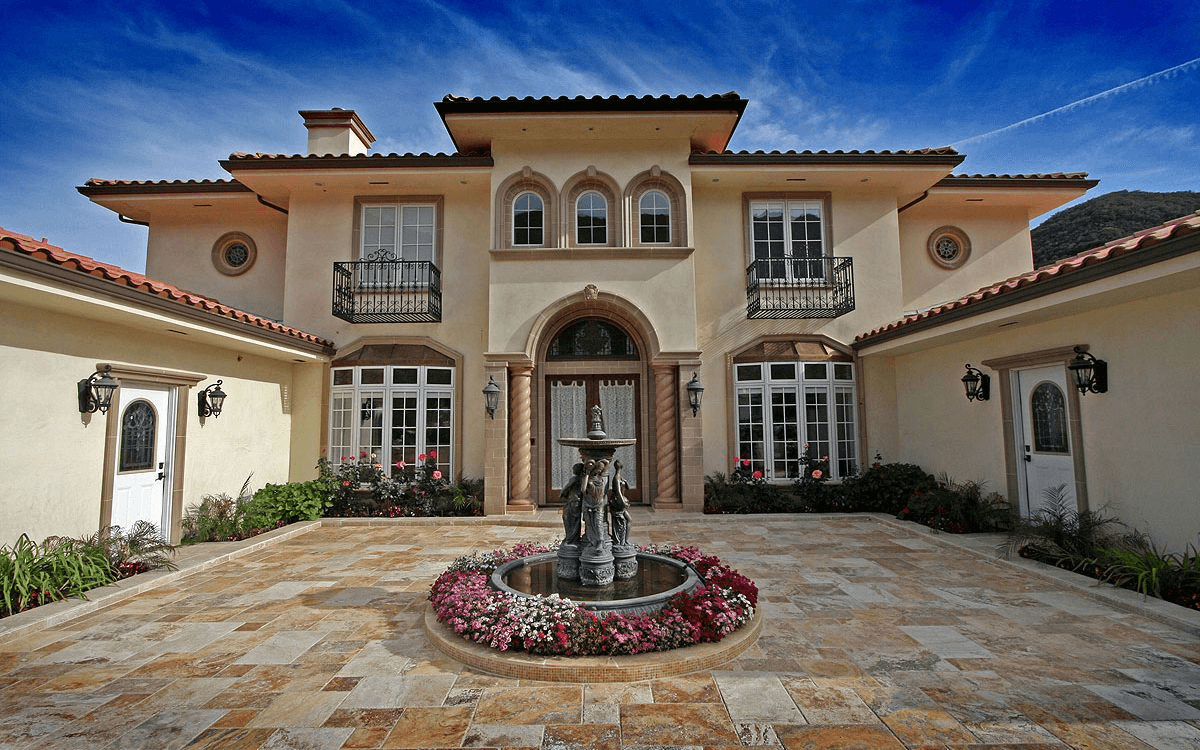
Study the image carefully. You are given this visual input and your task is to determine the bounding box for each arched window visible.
[1031,382,1069,453]
[513,192,544,246]
[576,191,607,245]
[119,400,157,472]
[639,190,670,244]
[547,319,637,360]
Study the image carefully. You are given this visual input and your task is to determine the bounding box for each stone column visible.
[482,362,509,516]
[653,363,680,507]
[507,363,535,510]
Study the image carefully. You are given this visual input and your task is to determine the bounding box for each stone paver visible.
[0,512,1198,749]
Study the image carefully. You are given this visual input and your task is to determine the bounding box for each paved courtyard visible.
[1,512,1198,749]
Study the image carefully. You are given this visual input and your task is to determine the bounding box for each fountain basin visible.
[490,552,700,616]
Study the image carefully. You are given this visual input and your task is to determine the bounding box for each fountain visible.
[489,404,700,615]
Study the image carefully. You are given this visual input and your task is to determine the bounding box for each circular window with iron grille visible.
[212,232,257,276]
[927,226,971,269]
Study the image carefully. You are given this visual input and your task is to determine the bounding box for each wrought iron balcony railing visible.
[332,254,442,323]
[746,256,855,319]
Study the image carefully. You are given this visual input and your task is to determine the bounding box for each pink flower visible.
[342,480,351,486]
[752,470,763,479]
[822,455,828,462]
[433,470,443,480]
[428,450,437,459]
[741,459,751,467]
[803,443,809,450]
[396,461,406,469]
[733,456,741,464]
[418,453,427,461]
[812,469,823,479]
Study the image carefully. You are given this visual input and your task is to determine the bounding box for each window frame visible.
[733,358,858,481]
[745,193,832,283]
[512,191,545,247]
[353,195,444,264]
[638,189,671,244]
[575,190,608,245]
[328,364,455,477]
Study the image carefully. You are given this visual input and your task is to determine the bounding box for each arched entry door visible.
[543,319,643,504]
[1016,365,1076,516]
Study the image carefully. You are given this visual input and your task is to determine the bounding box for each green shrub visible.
[250,480,332,524]
[1003,485,1139,568]
[704,468,794,514]
[896,475,1013,533]
[839,457,935,513]
[182,492,240,543]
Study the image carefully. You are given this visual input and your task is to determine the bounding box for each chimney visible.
[299,108,375,156]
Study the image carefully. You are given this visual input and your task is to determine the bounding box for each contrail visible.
[953,56,1200,147]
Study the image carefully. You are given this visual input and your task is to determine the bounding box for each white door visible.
[1015,366,1076,516]
[111,386,173,535]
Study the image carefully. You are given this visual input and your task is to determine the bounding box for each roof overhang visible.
[76,180,269,223]
[436,94,748,152]
[688,151,966,197]
[909,174,1100,220]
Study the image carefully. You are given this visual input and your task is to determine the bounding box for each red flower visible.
[418,453,427,461]
[340,456,347,462]
[342,480,350,486]
[752,470,763,479]
[740,459,751,467]
[428,450,437,459]
[812,469,823,479]
[396,461,406,469]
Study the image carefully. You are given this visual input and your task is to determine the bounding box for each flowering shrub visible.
[791,443,831,505]
[320,452,482,518]
[429,543,757,656]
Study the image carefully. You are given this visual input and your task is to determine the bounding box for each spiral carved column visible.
[508,364,535,509]
[653,363,679,505]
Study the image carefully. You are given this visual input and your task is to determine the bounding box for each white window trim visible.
[512,191,545,247]
[575,190,608,245]
[747,197,829,283]
[638,189,671,245]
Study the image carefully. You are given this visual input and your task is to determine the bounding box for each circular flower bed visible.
[429,543,758,656]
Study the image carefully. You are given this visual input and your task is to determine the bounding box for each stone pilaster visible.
[482,362,509,516]
[653,363,680,507]
[507,364,535,510]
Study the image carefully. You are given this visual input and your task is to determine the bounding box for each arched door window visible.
[1031,382,1069,453]
[576,191,607,244]
[547,319,637,360]
[639,190,670,243]
[119,399,157,471]
[513,192,544,246]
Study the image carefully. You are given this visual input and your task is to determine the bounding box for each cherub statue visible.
[559,462,585,545]
[608,459,631,546]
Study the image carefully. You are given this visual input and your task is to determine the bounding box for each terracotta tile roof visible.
[689,148,965,166]
[936,173,1099,187]
[698,147,960,156]
[219,151,494,168]
[0,227,333,350]
[435,92,748,115]
[78,178,251,195]
[854,212,1200,346]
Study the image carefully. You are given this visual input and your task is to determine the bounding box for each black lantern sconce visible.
[482,375,501,419]
[1068,346,1108,395]
[198,380,227,418]
[686,372,705,416]
[962,364,990,402]
[78,365,119,414]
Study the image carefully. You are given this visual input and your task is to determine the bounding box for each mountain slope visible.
[1031,190,1200,267]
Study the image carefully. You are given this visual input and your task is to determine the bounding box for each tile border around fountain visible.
[423,603,763,682]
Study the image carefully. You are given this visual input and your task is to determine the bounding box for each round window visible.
[927,226,971,269]
[212,232,257,276]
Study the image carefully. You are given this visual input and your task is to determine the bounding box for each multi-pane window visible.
[360,204,435,261]
[576,191,607,244]
[639,190,670,243]
[329,365,454,476]
[513,192,543,246]
[749,199,826,280]
[734,359,858,480]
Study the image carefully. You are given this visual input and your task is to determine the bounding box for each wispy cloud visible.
[954,57,1200,147]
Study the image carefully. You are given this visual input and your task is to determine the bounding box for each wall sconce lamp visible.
[1068,346,1108,395]
[198,380,227,418]
[482,375,501,419]
[962,364,990,402]
[686,372,705,416]
[78,365,119,414]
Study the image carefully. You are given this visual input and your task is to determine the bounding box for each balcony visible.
[332,256,442,323]
[746,256,855,319]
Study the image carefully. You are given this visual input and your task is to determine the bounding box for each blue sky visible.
[2,0,1198,273]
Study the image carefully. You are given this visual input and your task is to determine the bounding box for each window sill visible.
[490,246,695,261]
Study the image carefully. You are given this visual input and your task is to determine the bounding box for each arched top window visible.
[119,399,157,472]
[639,190,671,244]
[513,191,544,246]
[1031,382,1069,453]
[548,319,638,360]
[576,191,608,245]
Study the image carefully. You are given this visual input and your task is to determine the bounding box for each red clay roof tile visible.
[0,227,333,350]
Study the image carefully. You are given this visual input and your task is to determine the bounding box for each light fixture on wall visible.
[1068,346,1108,395]
[962,364,990,402]
[78,365,119,414]
[198,380,227,418]
[482,375,501,419]
[686,372,705,416]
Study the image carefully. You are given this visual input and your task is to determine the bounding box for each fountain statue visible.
[490,403,700,616]
[556,405,638,586]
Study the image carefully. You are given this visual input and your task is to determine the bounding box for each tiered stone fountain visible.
[490,405,700,615]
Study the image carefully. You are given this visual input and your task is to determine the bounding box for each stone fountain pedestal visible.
[557,405,638,587]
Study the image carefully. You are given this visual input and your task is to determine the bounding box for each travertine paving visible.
[1,513,1198,749]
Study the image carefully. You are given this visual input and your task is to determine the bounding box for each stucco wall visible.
[864,282,1200,552]
[0,299,297,545]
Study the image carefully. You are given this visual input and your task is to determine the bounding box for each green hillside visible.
[1031,190,1200,267]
